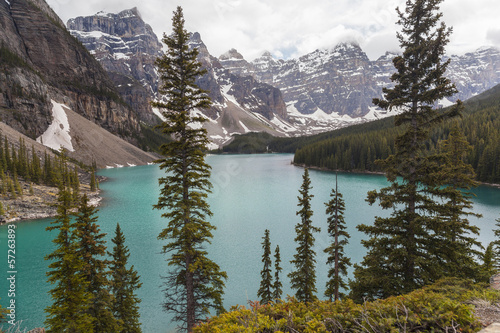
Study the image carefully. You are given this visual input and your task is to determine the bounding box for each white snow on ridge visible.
[152,107,166,121]
[238,121,250,133]
[37,100,75,152]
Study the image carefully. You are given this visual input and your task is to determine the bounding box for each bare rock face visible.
[0,0,140,144]
[220,43,500,118]
[221,43,382,117]
[446,47,500,102]
[67,8,163,124]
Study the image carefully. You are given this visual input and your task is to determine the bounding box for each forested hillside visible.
[289,83,500,183]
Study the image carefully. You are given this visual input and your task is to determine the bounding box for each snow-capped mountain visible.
[446,47,500,101]
[67,8,500,148]
[67,8,163,124]
[220,44,500,118]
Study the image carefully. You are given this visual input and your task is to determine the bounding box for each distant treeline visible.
[0,134,98,200]
[217,84,500,184]
[294,85,500,183]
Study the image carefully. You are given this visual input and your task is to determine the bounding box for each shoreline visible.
[292,162,500,188]
[1,187,102,224]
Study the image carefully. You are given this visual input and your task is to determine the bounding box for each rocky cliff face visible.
[65,7,500,146]
[68,12,292,147]
[67,8,162,123]
[0,0,141,147]
[446,47,500,101]
[220,44,500,117]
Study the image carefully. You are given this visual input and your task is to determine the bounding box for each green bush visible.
[194,280,485,332]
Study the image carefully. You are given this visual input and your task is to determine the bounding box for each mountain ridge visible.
[0,0,154,167]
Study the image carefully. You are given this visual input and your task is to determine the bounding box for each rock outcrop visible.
[0,0,141,150]
[220,44,500,117]
[68,12,293,146]
[67,8,162,123]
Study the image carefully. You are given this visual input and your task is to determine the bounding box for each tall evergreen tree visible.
[45,187,93,332]
[273,245,283,301]
[109,223,142,333]
[288,168,320,303]
[257,229,273,305]
[90,170,97,192]
[493,216,500,271]
[427,127,482,280]
[75,194,120,332]
[351,0,461,301]
[324,174,351,302]
[152,7,226,331]
[480,242,496,283]
[31,145,42,184]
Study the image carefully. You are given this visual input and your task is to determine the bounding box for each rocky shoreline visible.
[0,180,102,224]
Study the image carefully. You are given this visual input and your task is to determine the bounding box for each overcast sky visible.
[46,0,500,61]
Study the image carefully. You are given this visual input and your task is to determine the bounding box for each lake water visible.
[1,154,499,332]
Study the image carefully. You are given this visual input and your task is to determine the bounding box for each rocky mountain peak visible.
[219,48,245,61]
[0,0,143,162]
[68,8,163,124]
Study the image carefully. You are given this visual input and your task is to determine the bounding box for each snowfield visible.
[37,100,75,152]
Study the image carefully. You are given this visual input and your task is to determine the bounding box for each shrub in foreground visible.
[194,280,486,333]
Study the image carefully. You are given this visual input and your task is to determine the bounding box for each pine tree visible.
[109,223,142,333]
[7,175,16,199]
[71,166,80,203]
[351,0,461,301]
[273,245,283,301]
[31,145,42,184]
[75,194,120,332]
[4,136,10,172]
[90,170,97,192]
[257,229,273,305]
[324,174,351,302]
[13,172,22,197]
[45,187,93,332]
[427,127,482,280]
[480,242,496,283]
[152,6,226,332]
[288,168,320,303]
[493,216,500,271]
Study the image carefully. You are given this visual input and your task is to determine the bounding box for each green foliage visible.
[0,133,82,197]
[258,229,273,305]
[292,84,500,183]
[137,123,172,153]
[75,195,120,332]
[193,279,484,333]
[90,170,97,192]
[273,245,283,301]
[493,216,500,272]
[323,175,351,302]
[351,0,470,301]
[44,188,93,332]
[288,169,320,303]
[0,43,30,69]
[152,6,226,332]
[425,127,482,281]
[109,223,142,333]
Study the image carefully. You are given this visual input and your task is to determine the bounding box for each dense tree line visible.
[217,82,500,184]
[293,88,500,183]
[0,135,86,201]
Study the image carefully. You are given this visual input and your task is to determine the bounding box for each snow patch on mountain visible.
[152,107,165,121]
[37,100,74,152]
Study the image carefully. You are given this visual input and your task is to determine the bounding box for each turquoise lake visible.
[1,154,499,332]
